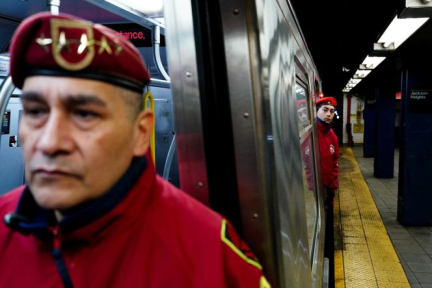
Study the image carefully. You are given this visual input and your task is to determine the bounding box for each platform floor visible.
[352,147,432,288]
[333,147,432,288]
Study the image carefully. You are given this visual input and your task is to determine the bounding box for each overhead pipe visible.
[47,0,61,15]
[152,25,170,81]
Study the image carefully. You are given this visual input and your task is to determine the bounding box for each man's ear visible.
[132,109,154,157]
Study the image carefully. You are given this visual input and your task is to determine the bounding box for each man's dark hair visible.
[118,87,144,120]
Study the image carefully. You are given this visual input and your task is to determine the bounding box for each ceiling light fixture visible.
[360,55,386,70]
[349,78,362,84]
[376,16,429,49]
[342,15,428,93]
[353,69,371,79]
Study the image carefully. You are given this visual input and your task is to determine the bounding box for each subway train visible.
[0,0,328,287]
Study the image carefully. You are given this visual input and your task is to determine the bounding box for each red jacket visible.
[318,121,339,190]
[0,156,270,288]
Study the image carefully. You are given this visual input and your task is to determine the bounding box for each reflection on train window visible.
[295,84,310,132]
[296,82,317,258]
[300,134,317,257]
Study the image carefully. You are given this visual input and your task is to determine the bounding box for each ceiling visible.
[290,0,400,96]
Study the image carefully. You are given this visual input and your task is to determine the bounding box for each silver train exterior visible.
[0,0,327,287]
[165,0,326,287]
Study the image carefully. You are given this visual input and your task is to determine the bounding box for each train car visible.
[0,0,328,287]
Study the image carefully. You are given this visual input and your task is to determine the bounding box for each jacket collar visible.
[318,119,331,133]
[7,155,149,241]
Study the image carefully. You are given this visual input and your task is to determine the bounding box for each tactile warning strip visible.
[334,147,409,288]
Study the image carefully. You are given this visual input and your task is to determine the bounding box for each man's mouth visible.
[32,168,81,179]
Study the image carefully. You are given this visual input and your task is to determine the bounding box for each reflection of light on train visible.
[0,0,331,287]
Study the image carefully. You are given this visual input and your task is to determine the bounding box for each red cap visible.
[297,99,306,110]
[9,12,150,92]
[316,97,337,107]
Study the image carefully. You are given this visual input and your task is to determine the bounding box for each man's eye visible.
[23,107,48,117]
[75,109,98,119]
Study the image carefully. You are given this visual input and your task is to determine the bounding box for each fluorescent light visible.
[360,56,386,70]
[354,69,371,78]
[346,83,356,88]
[349,78,362,84]
[377,16,429,49]
[106,0,163,15]
[342,88,351,92]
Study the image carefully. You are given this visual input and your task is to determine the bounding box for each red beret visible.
[297,99,306,110]
[316,97,337,107]
[9,12,150,93]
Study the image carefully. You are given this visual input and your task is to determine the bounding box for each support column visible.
[373,82,396,178]
[363,94,376,158]
[398,68,432,225]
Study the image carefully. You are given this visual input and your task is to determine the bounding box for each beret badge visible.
[35,18,122,71]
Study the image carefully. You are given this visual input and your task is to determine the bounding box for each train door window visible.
[296,84,311,132]
[295,80,318,257]
[2,111,10,135]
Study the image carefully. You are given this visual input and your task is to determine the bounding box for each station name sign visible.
[409,90,432,114]
[115,31,145,40]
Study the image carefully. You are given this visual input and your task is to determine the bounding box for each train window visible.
[295,81,318,257]
[296,84,311,134]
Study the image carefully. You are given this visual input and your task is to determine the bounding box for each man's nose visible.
[36,112,74,156]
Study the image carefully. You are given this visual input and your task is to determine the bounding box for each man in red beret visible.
[0,12,270,288]
[316,96,339,206]
[316,96,339,288]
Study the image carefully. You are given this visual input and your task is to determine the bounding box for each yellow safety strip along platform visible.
[334,147,409,288]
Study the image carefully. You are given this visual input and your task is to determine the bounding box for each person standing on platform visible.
[0,12,271,288]
[316,96,339,288]
[316,97,339,207]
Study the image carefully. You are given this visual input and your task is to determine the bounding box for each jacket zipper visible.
[50,226,74,288]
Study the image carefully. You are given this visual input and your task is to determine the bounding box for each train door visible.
[295,70,326,286]
[165,0,325,286]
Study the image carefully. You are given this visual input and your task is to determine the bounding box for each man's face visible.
[298,106,308,126]
[317,104,335,124]
[20,76,153,210]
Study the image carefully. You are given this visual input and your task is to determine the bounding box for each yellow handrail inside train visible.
[143,90,156,166]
